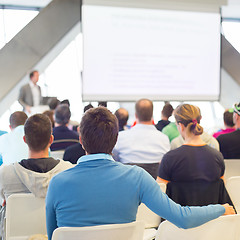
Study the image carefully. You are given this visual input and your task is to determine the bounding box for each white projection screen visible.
[82,5,221,101]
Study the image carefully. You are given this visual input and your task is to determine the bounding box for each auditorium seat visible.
[226,176,240,214]
[51,221,145,240]
[155,215,240,240]
[6,193,47,240]
[224,159,240,181]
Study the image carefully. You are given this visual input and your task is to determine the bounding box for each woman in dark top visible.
[157,104,231,207]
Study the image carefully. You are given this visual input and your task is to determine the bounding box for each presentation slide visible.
[82,5,221,101]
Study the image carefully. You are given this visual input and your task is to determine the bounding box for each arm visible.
[46,180,58,240]
[139,169,231,229]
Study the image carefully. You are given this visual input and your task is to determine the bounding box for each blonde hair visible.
[174,104,203,135]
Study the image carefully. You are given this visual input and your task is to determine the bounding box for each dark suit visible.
[18,83,42,109]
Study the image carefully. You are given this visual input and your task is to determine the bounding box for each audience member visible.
[171,107,219,150]
[217,103,240,159]
[114,108,129,131]
[162,122,180,142]
[50,104,79,151]
[84,103,93,112]
[0,114,72,199]
[113,99,170,179]
[46,107,235,240]
[0,111,28,165]
[43,110,55,128]
[157,104,232,206]
[0,114,73,237]
[18,70,42,113]
[0,130,7,166]
[48,97,60,111]
[63,126,85,164]
[0,130,7,136]
[98,101,107,107]
[155,103,174,131]
[213,109,235,138]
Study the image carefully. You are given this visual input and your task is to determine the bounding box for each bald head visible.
[135,99,153,122]
[115,108,129,130]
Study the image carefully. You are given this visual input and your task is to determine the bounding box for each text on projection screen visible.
[82,5,220,101]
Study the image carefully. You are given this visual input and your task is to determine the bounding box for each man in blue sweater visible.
[46,107,235,240]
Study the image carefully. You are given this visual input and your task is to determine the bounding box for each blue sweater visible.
[46,154,225,240]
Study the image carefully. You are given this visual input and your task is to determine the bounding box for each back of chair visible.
[226,176,240,214]
[6,193,47,240]
[166,179,233,207]
[155,215,240,240]
[136,183,165,229]
[52,221,145,240]
[50,150,65,159]
[224,159,240,181]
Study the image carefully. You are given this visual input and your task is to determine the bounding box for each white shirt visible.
[0,125,28,165]
[29,81,40,106]
[113,124,170,164]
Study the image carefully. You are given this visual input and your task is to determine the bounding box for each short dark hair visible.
[135,99,153,122]
[98,101,107,107]
[80,107,119,154]
[29,70,38,79]
[54,104,71,125]
[48,98,60,110]
[224,110,234,127]
[24,114,52,152]
[60,99,70,106]
[162,103,174,119]
[9,111,28,129]
[84,104,93,113]
[115,108,129,129]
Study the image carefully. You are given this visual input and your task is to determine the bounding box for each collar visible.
[29,81,37,88]
[132,124,155,129]
[77,153,114,164]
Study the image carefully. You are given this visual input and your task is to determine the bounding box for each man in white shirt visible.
[113,99,170,179]
[18,70,42,113]
[0,111,28,165]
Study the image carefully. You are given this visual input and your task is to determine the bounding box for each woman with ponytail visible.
[157,104,231,207]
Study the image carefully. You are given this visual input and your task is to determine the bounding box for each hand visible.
[25,105,31,113]
[222,203,236,215]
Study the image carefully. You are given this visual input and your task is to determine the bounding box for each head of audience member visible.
[233,102,240,128]
[43,110,55,128]
[54,104,71,127]
[174,104,203,139]
[29,70,39,85]
[61,99,70,106]
[9,111,28,131]
[162,103,174,120]
[23,114,53,154]
[135,99,153,124]
[223,110,235,129]
[84,104,93,113]
[98,101,107,107]
[79,107,119,154]
[48,98,60,111]
[114,108,129,131]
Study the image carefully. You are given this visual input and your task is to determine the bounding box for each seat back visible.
[52,221,145,240]
[136,183,165,228]
[166,179,233,207]
[50,150,65,159]
[155,215,240,240]
[224,159,240,181]
[226,176,240,214]
[6,193,47,240]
